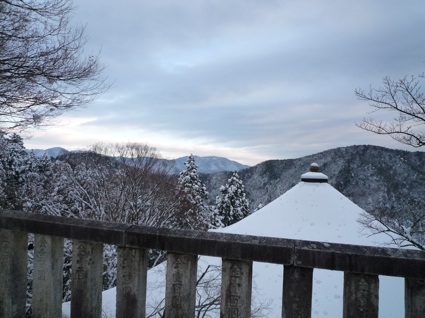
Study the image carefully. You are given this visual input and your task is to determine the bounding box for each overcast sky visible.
[24,0,425,165]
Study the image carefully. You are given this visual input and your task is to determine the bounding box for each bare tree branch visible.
[0,0,108,130]
[359,203,425,251]
[355,73,425,147]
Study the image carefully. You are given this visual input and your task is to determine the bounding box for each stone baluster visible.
[71,240,103,318]
[405,277,425,318]
[0,229,28,318]
[343,272,379,318]
[32,234,64,318]
[116,246,148,318]
[164,253,198,318]
[221,259,253,318]
[282,265,313,318]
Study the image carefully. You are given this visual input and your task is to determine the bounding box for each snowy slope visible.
[167,155,250,174]
[62,167,405,317]
[27,147,68,158]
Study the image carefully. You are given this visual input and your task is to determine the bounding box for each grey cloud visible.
[27,0,425,165]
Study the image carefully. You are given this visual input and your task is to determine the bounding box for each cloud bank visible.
[25,0,425,165]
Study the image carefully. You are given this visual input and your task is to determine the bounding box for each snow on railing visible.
[1,209,425,317]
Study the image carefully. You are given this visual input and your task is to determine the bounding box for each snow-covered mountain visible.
[28,148,249,174]
[165,155,249,174]
[62,164,406,317]
[27,147,69,158]
[203,145,425,212]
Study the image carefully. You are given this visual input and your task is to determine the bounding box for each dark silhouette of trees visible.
[0,0,107,130]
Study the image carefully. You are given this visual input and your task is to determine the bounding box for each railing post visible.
[343,272,379,318]
[0,229,28,318]
[116,246,148,318]
[221,259,253,318]
[32,234,64,318]
[164,252,198,318]
[71,240,103,318]
[282,265,313,318]
[405,278,425,318]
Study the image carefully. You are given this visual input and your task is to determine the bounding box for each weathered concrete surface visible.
[71,240,103,318]
[0,229,27,318]
[343,272,379,318]
[116,247,148,318]
[282,265,313,318]
[126,225,295,265]
[294,239,425,278]
[221,259,253,318]
[0,209,130,245]
[165,253,198,318]
[405,277,425,318]
[32,234,64,318]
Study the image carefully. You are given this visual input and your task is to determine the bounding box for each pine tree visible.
[215,172,250,227]
[176,154,210,230]
[0,132,30,209]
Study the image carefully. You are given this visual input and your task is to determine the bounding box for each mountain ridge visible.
[202,145,425,213]
[28,145,425,215]
[27,147,250,174]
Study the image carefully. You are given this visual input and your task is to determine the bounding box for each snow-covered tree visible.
[215,172,250,227]
[0,132,55,213]
[0,132,28,209]
[176,154,210,230]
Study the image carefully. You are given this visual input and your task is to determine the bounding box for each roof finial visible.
[301,163,328,183]
[310,162,319,172]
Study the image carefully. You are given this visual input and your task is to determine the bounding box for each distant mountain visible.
[202,145,425,213]
[27,145,425,215]
[28,148,249,174]
[164,155,249,174]
[27,147,69,158]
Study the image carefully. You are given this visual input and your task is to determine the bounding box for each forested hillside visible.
[202,145,425,213]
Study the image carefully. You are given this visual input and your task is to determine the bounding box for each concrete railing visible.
[1,209,425,318]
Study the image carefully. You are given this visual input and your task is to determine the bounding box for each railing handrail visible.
[1,209,425,279]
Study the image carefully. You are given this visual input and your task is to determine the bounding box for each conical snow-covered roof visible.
[210,163,404,317]
[214,163,376,245]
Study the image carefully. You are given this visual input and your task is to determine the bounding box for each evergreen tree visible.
[21,152,55,214]
[176,154,210,230]
[0,132,31,209]
[215,172,250,227]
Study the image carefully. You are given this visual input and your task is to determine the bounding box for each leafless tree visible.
[356,73,425,250]
[89,142,180,226]
[355,73,425,147]
[358,202,425,251]
[0,0,107,130]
